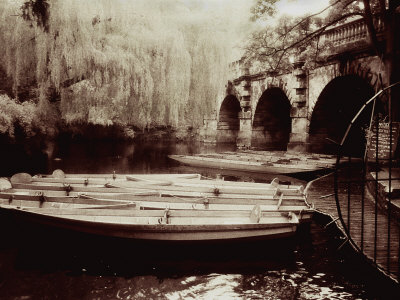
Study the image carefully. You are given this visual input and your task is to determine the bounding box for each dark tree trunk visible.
[385,5,400,121]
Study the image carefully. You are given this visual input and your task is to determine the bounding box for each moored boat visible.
[0,205,299,242]
[0,171,315,244]
[168,154,329,175]
[168,150,354,175]
[9,173,305,197]
[1,171,314,224]
[0,190,138,209]
[0,189,313,222]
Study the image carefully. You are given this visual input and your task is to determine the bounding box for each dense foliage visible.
[0,93,58,138]
[245,0,400,80]
[244,13,327,73]
[0,0,251,137]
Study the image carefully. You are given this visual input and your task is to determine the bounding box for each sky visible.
[184,0,333,60]
[182,0,331,18]
[275,0,331,17]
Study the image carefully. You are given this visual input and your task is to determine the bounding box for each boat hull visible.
[169,154,327,174]
[0,190,313,222]
[1,206,298,242]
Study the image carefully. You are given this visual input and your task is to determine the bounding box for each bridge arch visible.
[251,87,291,150]
[309,75,378,156]
[216,95,241,143]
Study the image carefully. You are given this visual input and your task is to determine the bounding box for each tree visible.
[244,13,326,73]
[0,0,249,132]
[250,0,279,21]
[245,0,400,114]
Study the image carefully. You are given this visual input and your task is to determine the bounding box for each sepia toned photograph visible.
[0,0,400,299]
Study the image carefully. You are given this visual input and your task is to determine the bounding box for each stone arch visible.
[216,95,241,143]
[251,87,291,150]
[309,74,380,156]
[309,59,383,115]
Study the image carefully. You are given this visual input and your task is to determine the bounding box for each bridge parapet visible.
[323,15,384,54]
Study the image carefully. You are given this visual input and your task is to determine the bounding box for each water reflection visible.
[47,140,236,175]
[1,215,395,299]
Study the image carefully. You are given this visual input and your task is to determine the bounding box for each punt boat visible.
[9,173,305,197]
[168,154,330,175]
[0,204,299,242]
[167,150,355,175]
[0,189,313,222]
[1,172,313,223]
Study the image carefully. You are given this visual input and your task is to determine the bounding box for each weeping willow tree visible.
[0,0,251,132]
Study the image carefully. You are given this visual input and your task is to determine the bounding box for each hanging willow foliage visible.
[0,0,251,130]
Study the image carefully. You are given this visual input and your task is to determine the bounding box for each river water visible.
[0,139,399,299]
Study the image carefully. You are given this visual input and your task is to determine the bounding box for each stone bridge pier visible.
[223,60,311,153]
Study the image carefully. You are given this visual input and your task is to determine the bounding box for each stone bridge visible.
[201,16,388,154]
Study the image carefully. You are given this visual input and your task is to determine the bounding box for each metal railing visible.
[334,81,400,284]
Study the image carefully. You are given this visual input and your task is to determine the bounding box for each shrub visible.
[0,94,59,139]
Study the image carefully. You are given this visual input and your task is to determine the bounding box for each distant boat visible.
[168,150,345,175]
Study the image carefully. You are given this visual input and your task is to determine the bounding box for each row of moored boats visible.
[0,170,313,242]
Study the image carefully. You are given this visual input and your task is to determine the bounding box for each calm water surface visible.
[0,139,399,299]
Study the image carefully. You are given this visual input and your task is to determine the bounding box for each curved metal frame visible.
[333,81,400,280]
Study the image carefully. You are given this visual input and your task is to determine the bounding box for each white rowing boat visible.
[0,189,313,222]
[0,205,299,242]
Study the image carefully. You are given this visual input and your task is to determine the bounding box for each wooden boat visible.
[167,150,362,175]
[0,189,312,221]
[0,190,138,209]
[1,171,313,222]
[227,150,339,163]
[0,188,309,205]
[1,187,303,201]
[33,173,292,189]
[0,204,299,241]
[9,173,305,198]
[35,171,201,181]
[365,168,400,220]
[13,170,306,190]
[168,153,333,175]
[0,171,314,244]
[26,174,284,189]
